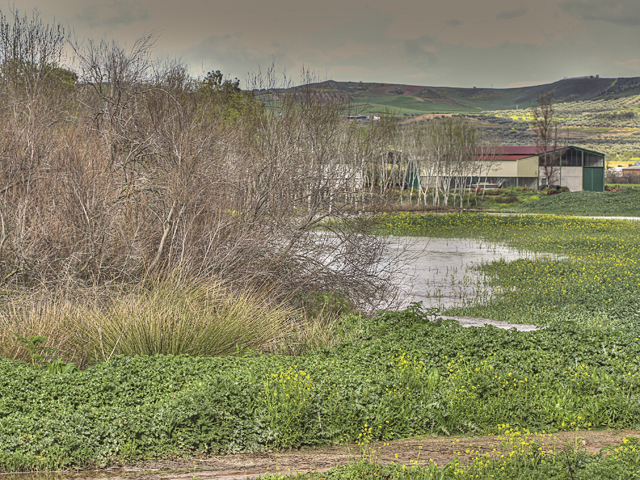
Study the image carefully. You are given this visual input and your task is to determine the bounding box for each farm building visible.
[419,146,605,192]
[621,165,640,179]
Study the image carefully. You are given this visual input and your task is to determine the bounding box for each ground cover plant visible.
[381,213,640,331]
[1,304,640,471]
[473,186,542,211]
[511,189,640,216]
[2,214,640,472]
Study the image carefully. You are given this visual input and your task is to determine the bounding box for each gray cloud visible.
[560,0,640,26]
[496,6,529,20]
[181,32,293,86]
[74,1,150,28]
[403,35,438,68]
[303,7,396,51]
[57,0,640,88]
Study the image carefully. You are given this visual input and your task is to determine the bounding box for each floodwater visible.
[387,236,553,331]
[389,236,550,310]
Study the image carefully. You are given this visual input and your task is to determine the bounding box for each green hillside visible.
[306,76,640,115]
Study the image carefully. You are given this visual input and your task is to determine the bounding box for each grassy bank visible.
[474,188,640,216]
[512,189,640,216]
[1,306,639,471]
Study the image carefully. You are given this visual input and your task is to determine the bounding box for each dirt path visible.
[11,430,638,480]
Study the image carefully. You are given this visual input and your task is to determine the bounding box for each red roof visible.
[480,146,567,161]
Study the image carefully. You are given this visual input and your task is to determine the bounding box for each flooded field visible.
[389,237,554,310]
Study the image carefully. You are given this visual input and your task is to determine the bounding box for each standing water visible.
[387,236,553,314]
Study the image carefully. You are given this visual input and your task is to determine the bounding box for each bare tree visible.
[472,143,501,205]
[532,93,561,186]
[420,117,478,207]
[0,9,69,99]
[0,21,403,313]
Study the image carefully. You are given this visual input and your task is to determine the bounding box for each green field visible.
[606,183,640,188]
[473,188,640,216]
[1,214,640,474]
[310,77,640,116]
[350,97,476,115]
[511,189,640,216]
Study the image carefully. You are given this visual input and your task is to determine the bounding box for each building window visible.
[584,153,604,168]
[561,148,583,167]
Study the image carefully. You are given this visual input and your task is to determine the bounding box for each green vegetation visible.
[2,214,640,473]
[351,97,473,115]
[512,189,640,216]
[2,9,640,477]
[317,77,640,116]
[381,213,640,330]
[257,436,640,479]
[471,188,640,216]
[481,95,640,159]
[607,183,640,188]
[1,306,639,471]
[474,187,544,210]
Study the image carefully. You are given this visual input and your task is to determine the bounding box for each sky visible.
[5,0,640,88]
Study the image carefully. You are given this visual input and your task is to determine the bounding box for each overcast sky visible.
[6,0,640,88]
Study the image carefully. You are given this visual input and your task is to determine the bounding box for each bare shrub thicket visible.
[396,118,498,208]
[0,7,402,343]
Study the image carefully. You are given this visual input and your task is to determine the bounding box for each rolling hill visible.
[305,76,640,115]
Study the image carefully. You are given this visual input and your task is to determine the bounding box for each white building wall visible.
[560,167,583,192]
[539,166,560,185]
[539,166,584,191]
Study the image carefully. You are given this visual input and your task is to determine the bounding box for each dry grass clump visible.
[0,293,88,364]
[88,276,294,360]
[0,275,297,367]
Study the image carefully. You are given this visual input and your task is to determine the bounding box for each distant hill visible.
[299,76,640,115]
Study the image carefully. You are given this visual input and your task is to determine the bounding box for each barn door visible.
[583,168,604,192]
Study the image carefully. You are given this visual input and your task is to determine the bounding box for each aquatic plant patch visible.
[380,213,640,330]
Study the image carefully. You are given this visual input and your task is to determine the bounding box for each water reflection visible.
[388,236,554,310]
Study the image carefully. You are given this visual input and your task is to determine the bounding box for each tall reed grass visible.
[88,276,293,360]
[0,294,87,364]
[0,276,296,367]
